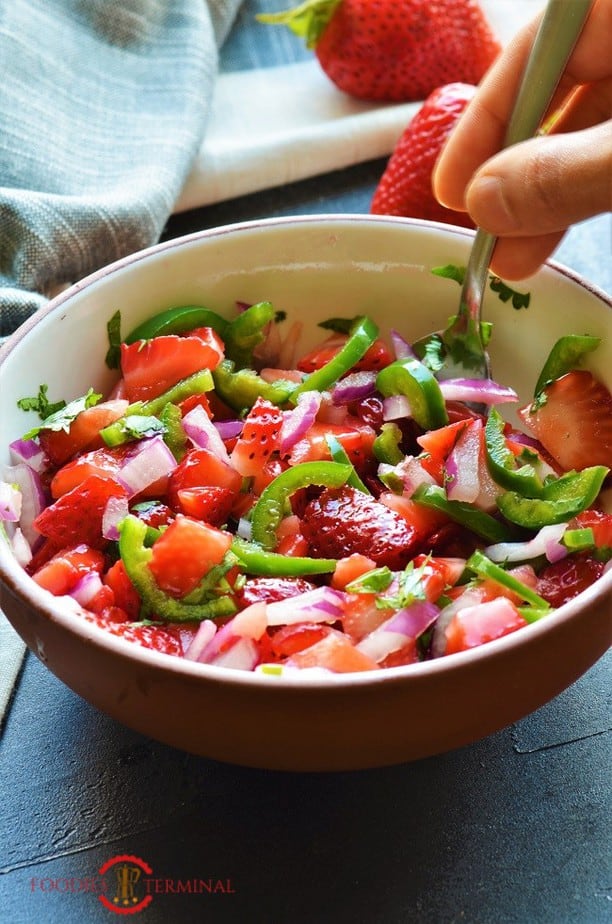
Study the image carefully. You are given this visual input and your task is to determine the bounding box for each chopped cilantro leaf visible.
[489,277,530,310]
[318,316,356,334]
[21,387,102,440]
[17,384,66,419]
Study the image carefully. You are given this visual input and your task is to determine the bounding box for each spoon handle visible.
[458,0,595,332]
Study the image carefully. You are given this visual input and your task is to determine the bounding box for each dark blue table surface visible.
[1,3,610,922]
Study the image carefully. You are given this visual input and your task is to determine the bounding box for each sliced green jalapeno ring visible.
[124,305,229,343]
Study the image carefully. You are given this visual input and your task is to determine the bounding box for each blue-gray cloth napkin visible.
[0,0,242,336]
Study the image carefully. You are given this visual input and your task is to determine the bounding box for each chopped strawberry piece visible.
[85,609,184,656]
[176,485,237,526]
[103,559,142,620]
[271,623,333,658]
[536,555,606,608]
[40,399,129,466]
[297,334,393,373]
[120,329,224,402]
[34,475,128,549]
[238,576,317,607]
[445,598,527,655]
[573,509,612,549]
[31,545,105,596]
[148,515,232,598]
[301,485,423,568]
[50,445,129,499]
[290,629,378,672]
[167,448,242,509]
[230,397,283,477]
[519,371,612,471]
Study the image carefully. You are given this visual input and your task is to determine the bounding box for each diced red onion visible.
[210,636,260,671]
[196,620,259,670]
[357,601,439,663]
[2,463,46,546]
[277,320,304,371]
[445,420,481,503]
[102,494,130,541]
[356,630,412,662]
[390,329,417,360]
[439,379,518,405]
[230,601,268,640]
[236,517,252,540]
[184,620,217,662]
[386,600,440,637]
[266,586,346,627]
[116,436,177,498]
[70,571,104,607]
[383,394,412,421]
[0,480,22,522]
[213,419,243,441]
[280,392,322,453]
[9,438,47,474]
[379,456,435,495]
[11,528,32,567]
[484,523,568,564]
[331,371,376,405]
[182,404,231,462]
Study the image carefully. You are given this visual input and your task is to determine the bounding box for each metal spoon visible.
[415,0,595,384]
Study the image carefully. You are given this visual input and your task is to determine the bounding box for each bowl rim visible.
[1,213,610,690]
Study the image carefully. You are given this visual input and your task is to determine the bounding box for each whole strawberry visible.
[258,0,500,102]
[371,82,476,226]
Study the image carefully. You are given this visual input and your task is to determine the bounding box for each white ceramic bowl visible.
[1,216,610,771]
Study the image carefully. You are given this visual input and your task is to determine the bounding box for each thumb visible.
[465,122,612,237]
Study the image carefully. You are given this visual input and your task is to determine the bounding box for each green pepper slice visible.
[466,549,551,610]
[325,434,370,493]
[118,515,237,622]
[373,422,403,465]
[485,409,544,497]
[231,537,337,575]
[250,461,352,549]
[291,316,379,402]
[376,358,448,430]
[124,305,229,343]
[497,465,609,528]
[533,334,600,400]
[140,369,214,417]
[223,301,276,368]
[412,484,512,543]
[212,359,297,411]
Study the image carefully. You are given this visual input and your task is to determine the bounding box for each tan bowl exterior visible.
[1,216,610,771]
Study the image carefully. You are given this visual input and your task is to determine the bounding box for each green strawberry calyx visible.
[257,0,341,49]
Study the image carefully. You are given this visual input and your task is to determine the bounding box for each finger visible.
[489,232,566,281]
[465,122,612,237]
[434,0,612,210]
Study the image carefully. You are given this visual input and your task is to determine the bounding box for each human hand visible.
[432,0,612,280]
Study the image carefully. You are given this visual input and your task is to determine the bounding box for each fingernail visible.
[466,176,521,233]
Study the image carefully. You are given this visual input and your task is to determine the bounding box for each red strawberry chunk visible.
[519,371,612,471]
[536,555,606,609]
[230,397,283,476]
[238,576,317,607]
[34,475,128,549]
[301,485,422,568]
[176,485,237,526]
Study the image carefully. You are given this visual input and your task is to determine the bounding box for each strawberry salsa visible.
[2,296,611,675]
